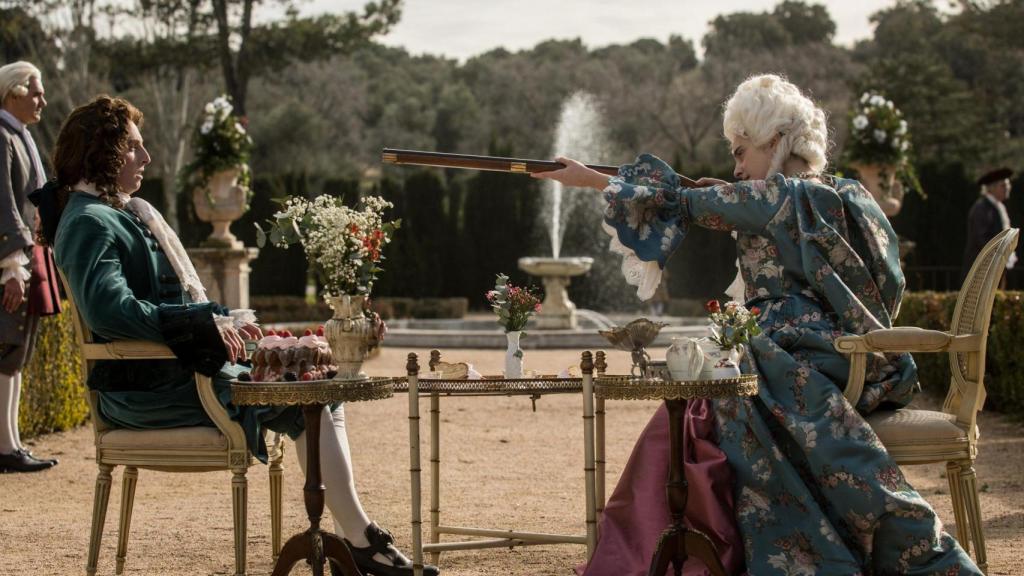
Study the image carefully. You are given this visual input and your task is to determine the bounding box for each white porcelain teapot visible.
[665,336,705,381]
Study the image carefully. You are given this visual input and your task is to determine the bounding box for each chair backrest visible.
[945,227,1020,425]
[56,268,110,435]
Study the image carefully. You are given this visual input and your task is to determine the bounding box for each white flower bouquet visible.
[256,194,400,297]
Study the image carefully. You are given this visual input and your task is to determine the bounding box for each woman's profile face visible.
[117,120,150,194]
[730,135,774,181]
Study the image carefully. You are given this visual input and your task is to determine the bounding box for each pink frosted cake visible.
[247,327,337,382]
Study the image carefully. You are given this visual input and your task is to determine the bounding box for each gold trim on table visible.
[395,375,582,396]
[231,377,398,406]
[594,374,759,401]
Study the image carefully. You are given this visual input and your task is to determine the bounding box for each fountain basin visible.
[518,256,594,330]
[517,256,594,277]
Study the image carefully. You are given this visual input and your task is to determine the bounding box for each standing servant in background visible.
[0,61,61,473]
[963,167,1015,285]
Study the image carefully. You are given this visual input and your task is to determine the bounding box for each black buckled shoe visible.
[338,522,439,576]
[0,449,58,473]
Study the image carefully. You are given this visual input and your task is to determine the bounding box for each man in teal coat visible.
[37,95,438,576]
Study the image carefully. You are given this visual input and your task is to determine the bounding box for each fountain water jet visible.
[518,92,612,330]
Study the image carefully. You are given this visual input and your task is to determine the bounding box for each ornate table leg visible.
[647,398,728,576]
[272,404,363,576]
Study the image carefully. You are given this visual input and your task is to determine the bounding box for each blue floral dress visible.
[603,154,980,575]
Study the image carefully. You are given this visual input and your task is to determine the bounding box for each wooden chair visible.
[59,271,285,576]
[835,227,1019,574]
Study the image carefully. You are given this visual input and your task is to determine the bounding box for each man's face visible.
[991,179,1012,202]
[116,121,150,195]
[3,76,46,125]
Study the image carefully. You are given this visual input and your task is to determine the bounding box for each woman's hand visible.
[219,324,247,364]
[694,177,729,187]
[531,156,611,190]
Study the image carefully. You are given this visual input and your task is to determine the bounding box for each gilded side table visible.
[232,378,396,576]
[592,373,758,576]
[400,351,591,575]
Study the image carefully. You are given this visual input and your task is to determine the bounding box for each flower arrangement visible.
[181,94,254,204]
[845,92,924,198]
[705,300,762,350]
[486,274,542,333]
[256,194,400,297]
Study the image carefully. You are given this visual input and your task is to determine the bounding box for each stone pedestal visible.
[518,256,594,330]
[186,246,259,310]
[533,275,579,330]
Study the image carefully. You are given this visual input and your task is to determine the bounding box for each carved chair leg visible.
[958,461,988,574]
[945,461,969,552]
[115,466,139,575]
[87,463,115,576]
[233,468,249,576]
[270,454,284,561]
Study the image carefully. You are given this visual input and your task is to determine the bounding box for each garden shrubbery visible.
[20,309,87,439]
[897,291,1024,416]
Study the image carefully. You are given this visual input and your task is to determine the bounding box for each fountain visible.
[516,92,611,329]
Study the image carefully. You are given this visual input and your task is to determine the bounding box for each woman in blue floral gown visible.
[536,75,981,575]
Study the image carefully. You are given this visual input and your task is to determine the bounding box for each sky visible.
[289,0,940,61]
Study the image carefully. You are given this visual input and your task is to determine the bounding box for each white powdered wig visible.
[722,74,829,176]
[0,61,41,104]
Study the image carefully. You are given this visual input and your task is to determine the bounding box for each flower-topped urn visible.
[183,95,254,248]
[845,92,924,217]
[258,194,399,380]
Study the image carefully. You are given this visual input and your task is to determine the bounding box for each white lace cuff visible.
[0,250,30,284]
[213,309,259,330]
[601,221,661,301]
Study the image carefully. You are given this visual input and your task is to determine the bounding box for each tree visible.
[208,0,402,116]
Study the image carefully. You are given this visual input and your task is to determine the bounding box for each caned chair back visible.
[944,228,1019,427]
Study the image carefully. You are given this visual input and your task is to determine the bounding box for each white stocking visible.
[293,405,373,547]
[11,372,22,450]
[0,372,17,454]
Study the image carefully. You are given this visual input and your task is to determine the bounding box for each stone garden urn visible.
[193,166,248,249]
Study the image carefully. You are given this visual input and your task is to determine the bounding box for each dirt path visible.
[1,347,1021,575]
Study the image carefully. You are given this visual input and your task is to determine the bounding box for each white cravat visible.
[74,181,207,302]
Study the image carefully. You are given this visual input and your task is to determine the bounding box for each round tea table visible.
[232,377,396,576]
[594,374,759,576]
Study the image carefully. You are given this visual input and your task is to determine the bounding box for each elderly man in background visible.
[0,61,62,473]
[963,167,1017,285]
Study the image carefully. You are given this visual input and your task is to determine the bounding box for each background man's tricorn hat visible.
[977,167,1014,187]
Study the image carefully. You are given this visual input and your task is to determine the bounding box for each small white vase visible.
[697,339,742,380]
[665,336,704,381]
[504,331,524,378]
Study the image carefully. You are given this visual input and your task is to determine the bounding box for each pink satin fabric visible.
[577,400,745,576]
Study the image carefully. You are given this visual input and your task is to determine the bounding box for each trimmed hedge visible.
[21,308,88,439]
[896,291,1024,416]
[251,296,469,324]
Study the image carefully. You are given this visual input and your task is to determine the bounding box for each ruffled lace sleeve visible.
[603,153,789,300]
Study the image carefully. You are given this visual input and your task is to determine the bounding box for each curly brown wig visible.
[51,95,144,216]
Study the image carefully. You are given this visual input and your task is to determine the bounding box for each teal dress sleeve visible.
[602,153,788,298]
